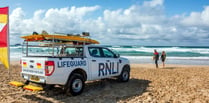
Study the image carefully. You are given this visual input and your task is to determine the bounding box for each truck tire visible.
[118,66,130,82]
[66,73,85,96]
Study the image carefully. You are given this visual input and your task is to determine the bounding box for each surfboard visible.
[21,34,99,44]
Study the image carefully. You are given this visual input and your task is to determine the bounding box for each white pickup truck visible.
[20,41,130,95]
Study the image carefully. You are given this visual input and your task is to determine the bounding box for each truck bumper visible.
[21,73,46,84]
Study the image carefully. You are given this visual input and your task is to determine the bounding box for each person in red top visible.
[153,49,159,68]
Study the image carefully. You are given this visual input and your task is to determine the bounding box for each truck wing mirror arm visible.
[114,54,120,58]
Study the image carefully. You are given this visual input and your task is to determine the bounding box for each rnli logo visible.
[23,62,27,67]
[98,62,119,76]
[36,63,42,69]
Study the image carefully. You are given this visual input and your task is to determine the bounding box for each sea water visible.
[9,45,209,65]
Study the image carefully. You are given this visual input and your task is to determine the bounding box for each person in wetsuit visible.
[153,49,159,68]
[161,51,166,68]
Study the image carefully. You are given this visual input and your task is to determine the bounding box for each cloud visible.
[143,0,164,7]
[179,6,209,45]
[181,6,209,26]
[9,6,100,44]
[9,0,209,46]
[10,8,25,33]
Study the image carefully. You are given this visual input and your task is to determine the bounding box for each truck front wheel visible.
[66,73,85,96]
[118,66,130,82]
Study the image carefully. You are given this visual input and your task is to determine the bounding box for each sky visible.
[1,0,209,46]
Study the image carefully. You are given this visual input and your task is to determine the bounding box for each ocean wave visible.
[122,56,209,60]
[10,46,22,49]
[9,45,209,58]
[110,46,209,56]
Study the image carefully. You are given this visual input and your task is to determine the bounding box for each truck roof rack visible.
[21,32,99,45]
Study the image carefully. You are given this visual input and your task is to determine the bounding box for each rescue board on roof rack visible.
[21,32,99,44]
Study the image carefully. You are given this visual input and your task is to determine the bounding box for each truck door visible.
[88,47,120,80]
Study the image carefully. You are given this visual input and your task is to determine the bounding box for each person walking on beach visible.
[153,49,159,68]
[161,51,166,68]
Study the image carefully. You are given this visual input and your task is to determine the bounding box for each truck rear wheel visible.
[66,73,85,96]
[118,66,130,82]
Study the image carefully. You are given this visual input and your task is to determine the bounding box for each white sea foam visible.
[111,46,209,54]
[122,56,209,60]
[122,56,209,65]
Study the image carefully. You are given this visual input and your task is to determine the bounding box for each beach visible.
[0,62,209,103]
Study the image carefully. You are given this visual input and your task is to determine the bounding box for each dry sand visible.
[0,63,209,103]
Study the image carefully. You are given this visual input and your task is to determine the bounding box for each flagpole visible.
[7,6,11,80]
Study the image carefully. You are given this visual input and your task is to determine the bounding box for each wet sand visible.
[0,63,209,103]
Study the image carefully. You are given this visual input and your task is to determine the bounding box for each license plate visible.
[30,75,40,81]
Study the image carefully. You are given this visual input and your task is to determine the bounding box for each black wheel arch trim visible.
[65,68,87,85]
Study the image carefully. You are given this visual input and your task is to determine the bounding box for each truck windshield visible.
[22,41,84,57]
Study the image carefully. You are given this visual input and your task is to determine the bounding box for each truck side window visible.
[75,47,83,57]
[61,47,83,57]
[89,47,101,57]
[102,48,115,58]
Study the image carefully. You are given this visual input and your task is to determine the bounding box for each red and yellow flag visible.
[0,7,9,69]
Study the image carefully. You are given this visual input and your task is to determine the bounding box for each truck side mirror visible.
[114,54,120,58]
